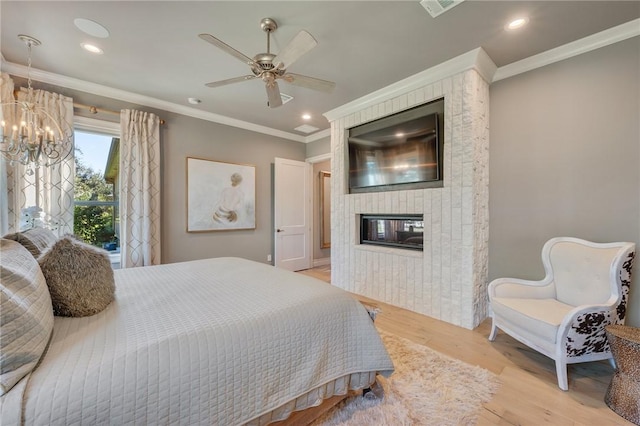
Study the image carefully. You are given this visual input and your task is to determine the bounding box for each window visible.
[73,130,120,253]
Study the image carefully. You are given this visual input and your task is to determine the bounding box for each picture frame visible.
[186,157,256,232]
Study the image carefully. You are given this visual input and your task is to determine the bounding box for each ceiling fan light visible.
[200,18,333,108]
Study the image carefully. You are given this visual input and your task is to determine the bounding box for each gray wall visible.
[17,35,640,324]
[14,81,306,266]
[489,36,640,326]
[162,114,305,264]
[305,37,640,326]
[312,160,331,261]
[306,136,331,159]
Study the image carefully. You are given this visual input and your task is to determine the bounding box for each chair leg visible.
[488,319,498,341]
[555,359,569,391]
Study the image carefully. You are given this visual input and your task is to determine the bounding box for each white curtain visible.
[0,74,75,236]
[0,73,15,235]
[120,109,161,267]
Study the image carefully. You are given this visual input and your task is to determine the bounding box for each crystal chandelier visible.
[0,35,73,175]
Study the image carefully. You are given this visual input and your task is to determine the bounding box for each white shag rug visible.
[313,331,500,426]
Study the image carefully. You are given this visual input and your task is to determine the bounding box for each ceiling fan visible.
[199,18,336,108]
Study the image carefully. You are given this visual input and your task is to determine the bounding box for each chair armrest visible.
[488,277,555,299]
[558,303,617,358]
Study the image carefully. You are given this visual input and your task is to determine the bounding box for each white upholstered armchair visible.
[488,237,635,390]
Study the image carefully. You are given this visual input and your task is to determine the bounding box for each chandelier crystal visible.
[0,35,73,175]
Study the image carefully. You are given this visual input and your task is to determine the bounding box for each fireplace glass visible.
[360,214,424,250]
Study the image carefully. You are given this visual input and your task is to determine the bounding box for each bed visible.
[1,238,394,426]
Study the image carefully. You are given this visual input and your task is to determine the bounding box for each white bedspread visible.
[11,257,393,425]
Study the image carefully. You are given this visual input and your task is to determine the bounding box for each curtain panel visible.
[119,109,161,267]
[0,74,74,236]
[0,73,15,235]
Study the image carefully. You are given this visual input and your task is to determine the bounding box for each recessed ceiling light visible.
[302,113,311,120]
[506,17,529,31]
[395,132,405,138]
[74,18,110,38]
[81,43,103,54]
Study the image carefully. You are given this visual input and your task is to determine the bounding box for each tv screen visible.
[348,99,444,193]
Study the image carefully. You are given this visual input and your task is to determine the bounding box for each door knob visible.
[277,229,284,232]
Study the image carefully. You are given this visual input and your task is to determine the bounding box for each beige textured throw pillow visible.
[3,227,58,258]
[38,236,116,317]
[0,239,54,396]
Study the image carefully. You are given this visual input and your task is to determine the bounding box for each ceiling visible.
[1,1,639,141]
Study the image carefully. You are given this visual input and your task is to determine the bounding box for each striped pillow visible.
[3,227,58,258]
[0,239,54,396]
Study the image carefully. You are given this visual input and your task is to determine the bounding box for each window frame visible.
[73,116,121,256]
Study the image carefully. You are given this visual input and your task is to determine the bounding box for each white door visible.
[274,157,311,271]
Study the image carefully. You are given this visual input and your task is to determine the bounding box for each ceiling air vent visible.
[280,93,293,104]
[420,0,465,18]
[294,124,319,134]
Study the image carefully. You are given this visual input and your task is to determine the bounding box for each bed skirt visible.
[248,371,377,425]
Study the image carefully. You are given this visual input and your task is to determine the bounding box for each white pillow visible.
[0,239,54,396]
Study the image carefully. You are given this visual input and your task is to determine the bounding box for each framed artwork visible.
[186,157,256,232]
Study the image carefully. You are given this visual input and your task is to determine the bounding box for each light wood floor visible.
[298,266,632,426]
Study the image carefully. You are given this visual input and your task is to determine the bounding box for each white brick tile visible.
[433,80,443,98]
[397,94,408,112]
[407,92,416,108]
[329,68,489,329]
[415,87,425,105]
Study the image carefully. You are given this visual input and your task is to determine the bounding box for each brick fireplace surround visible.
[324,48,495,329]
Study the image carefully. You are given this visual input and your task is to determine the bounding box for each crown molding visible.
[305,152,331,163]
[493,18,640,82]
[4,17,636,142]
[324,47,496,122]
[0,58,307,143]
[304,128,331,143]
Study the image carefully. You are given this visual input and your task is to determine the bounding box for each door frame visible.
[305,153,332,267]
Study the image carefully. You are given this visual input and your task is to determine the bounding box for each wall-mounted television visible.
[347,98,444,193]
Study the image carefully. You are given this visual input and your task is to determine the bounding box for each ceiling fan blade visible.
[272,30,317,69]
[283,73,336,93]
[266,81,283,108]
[198,33,254,66]
[205,75,257,88]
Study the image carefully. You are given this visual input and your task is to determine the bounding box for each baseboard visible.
[313,258,331,267]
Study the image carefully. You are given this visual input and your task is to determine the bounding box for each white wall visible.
[489,36,640,326]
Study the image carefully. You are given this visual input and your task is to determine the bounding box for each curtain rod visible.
[73,102,166,125]
[11,90,165,125]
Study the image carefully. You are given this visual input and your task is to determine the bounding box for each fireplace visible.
[360,214,424,250]
[326,51,491,329]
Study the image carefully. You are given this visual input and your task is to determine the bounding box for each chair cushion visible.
[3,227,58,258]
[550,242,621,306]
[492,297,574,345]
[0,239,54,396]
[38,236,115,317]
